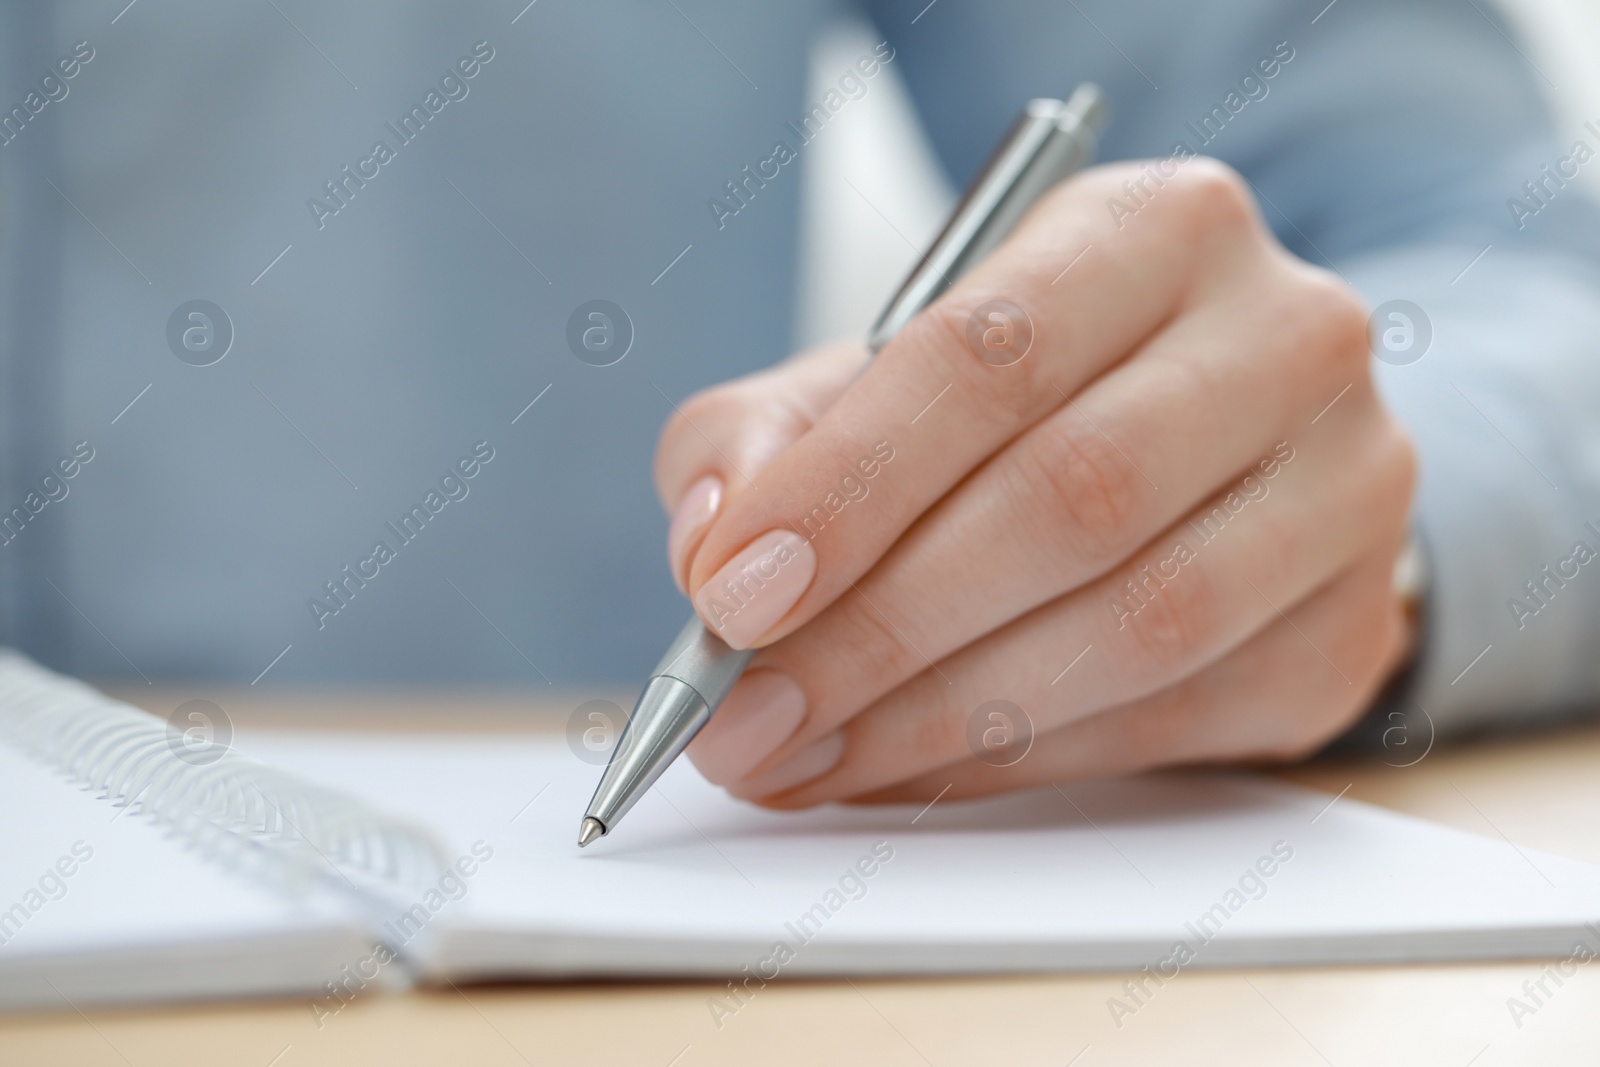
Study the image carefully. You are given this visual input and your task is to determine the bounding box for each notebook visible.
[2,651,1598,1014]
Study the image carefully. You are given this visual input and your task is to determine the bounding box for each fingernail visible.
[729,732,845,799]
[686,670,806,785]
[668,475,723,593]
[694,530,817,649]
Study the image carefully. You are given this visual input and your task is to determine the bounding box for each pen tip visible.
[577,816,605,848]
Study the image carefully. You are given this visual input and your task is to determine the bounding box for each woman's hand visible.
[654,158,1416,807]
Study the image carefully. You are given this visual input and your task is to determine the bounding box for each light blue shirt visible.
[3,0,1598,739]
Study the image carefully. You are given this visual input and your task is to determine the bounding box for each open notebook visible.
[3,653,1598,1013]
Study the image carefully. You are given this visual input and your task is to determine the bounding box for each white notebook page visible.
[242,730,1600,977]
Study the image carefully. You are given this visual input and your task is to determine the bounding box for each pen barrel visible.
[585,676,710,829]
[649,615,756,710]
[582,618,755,830]
[866,84,1106,353]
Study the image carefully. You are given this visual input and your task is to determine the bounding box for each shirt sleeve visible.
[1354,242,1600,736]
[865,0,1600,735]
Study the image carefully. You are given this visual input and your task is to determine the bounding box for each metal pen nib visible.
[579,617,753,844]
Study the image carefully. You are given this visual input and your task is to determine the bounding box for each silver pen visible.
[579,83,1109,847]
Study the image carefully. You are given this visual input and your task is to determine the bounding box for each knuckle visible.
[1270,574,1405,762]
[818,593,927,704]
[910,298,1044,424]
[653,419,697,493]
[1164,158,1256,233]
[1292,272,1371,374]
[1017,417,1146,566]
[674,381,741,429]
[656,384,726,455]
[652,385,739,499]
[1265,672,1378,764]
[1340,413,1418,536]
[1375,419,1419,510]
[1112,552,1218,672]
[913,297,974,362]
[654,378,809,495]
[1363,590,1408,685]
[914,694,971,765]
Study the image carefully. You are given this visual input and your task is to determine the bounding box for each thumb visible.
[656,341,867,593]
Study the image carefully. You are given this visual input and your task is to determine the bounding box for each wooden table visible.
[3,689,1598,1066]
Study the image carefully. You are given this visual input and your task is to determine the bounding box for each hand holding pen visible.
[585,79,1415,840]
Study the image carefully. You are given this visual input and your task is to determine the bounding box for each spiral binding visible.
[0,650,448,897]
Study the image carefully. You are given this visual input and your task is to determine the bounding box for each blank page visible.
[243,731,1600,978]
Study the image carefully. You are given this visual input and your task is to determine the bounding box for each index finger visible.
[683,160,1265,649]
